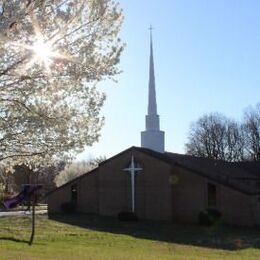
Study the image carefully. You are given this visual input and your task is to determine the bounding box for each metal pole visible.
[29,195,36,246]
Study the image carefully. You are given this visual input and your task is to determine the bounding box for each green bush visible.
[198,208,222,226]
[118,211,138,221]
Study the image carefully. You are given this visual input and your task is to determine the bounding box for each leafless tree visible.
[12,163,65,193]
[0,166,14,194]
[185,113,245,161]
[242,104,260,161]
[225,120,245,161]
[186,113,226,160]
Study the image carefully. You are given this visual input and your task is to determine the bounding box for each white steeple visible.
[141,27,165,153]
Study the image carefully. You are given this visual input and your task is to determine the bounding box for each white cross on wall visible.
[123,155,142,213]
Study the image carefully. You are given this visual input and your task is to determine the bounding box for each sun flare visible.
[32,39,53,63]
[29,36,57,73]
[11,16,72,75]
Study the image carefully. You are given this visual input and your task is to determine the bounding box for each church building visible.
[48,32,260,226]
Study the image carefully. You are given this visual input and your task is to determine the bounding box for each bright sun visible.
[32,39,53,61]
[12,18,70,75]
[31,38,55,70]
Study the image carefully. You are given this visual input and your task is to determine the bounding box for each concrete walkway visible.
[0,210,47,217]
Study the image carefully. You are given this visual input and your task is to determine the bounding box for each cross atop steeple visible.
[148,25,154,46]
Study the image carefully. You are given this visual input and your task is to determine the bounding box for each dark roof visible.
[135,147,260,195]
[233,161,260,178]
[48,146,260,196]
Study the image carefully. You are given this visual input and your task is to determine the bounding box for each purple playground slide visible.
[3,185,42,209]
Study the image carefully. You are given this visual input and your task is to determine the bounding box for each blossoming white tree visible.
[0,0,124,169]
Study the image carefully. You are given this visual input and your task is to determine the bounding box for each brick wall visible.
[170,166,255,226]
[77,172,99,214]
[47,148,256,226]
[48,185,71,213]
[220,186,254,226]
[98,150,173,220]
[171,166,206,223]
[48,171,98,214]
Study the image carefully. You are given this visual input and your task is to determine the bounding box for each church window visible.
[71,184,78,204]
[207,183,217,208]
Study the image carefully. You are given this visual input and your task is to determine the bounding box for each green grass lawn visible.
[1,214,260,259]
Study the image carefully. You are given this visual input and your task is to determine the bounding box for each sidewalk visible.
[0,210,47,217]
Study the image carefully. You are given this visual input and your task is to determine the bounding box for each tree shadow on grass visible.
[49,213,260,251]
[0,237,29,244]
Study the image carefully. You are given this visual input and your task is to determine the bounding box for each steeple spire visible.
[141,26,165,153]
[148,26,157,116]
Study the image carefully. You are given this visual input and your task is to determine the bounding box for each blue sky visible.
[77,0,260,160]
